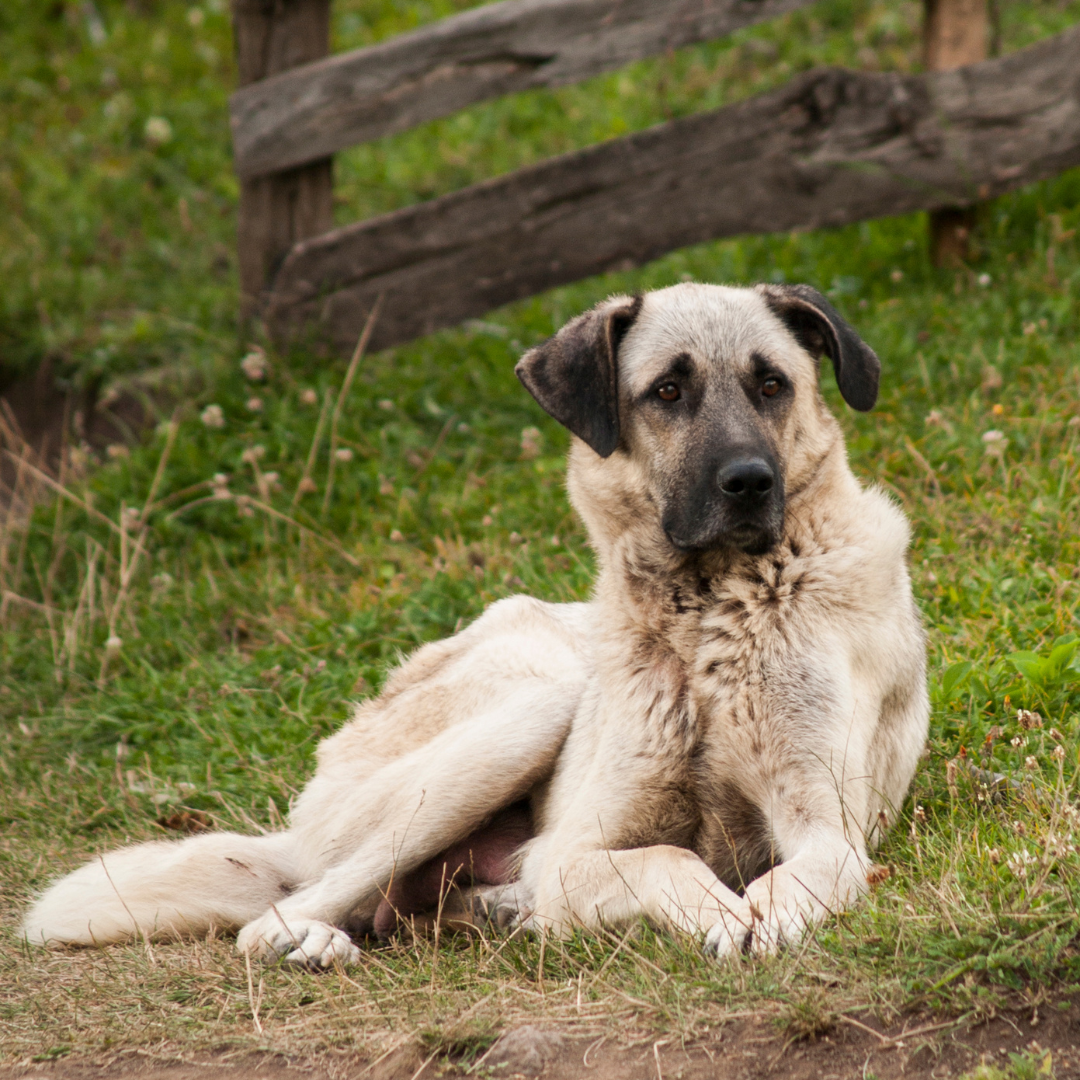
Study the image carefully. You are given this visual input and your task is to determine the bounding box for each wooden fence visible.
[229,0,1080,355]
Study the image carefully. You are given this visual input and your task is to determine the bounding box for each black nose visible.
[717,458,775,504]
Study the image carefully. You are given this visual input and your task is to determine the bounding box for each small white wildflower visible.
[988,848,1001,864]
[210,473,230,499]
[925,410,943,427]
[890,268,903,283]
[296,476,317,495]
[144,116,173,145]
[121,507,141,531]
[300,388,318,405]
[389,529,404,542]
[1024,755,1038,771]
[1053,745,1066,762]
[977,273,992,287]
[482,515,494,526]
[106,444,130,459]
[378,399,394,412]
[1006,849,1036,878]
[982,429,1008,456]
[334,447,354,462]
[1018,709,1043,730]
[241,445,265,464]
[1011,735,1026,749]
[1023,322,1038,336]
[187,6,205,27]
[246,396,263,413]
[201,404,225,429]
[240,348,268,381]
[105,635,123,654]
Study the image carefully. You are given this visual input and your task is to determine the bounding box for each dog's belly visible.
[372,802,533,938]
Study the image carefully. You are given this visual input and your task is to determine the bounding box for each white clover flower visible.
[240,349,268,381]
[241,445,265,464]
[977,273,992,287]
[144,116,173,145]
[1006,849,1036,878]
[246,396,263,412]
[300,388,318,405]
[200,404,224,429]
[982,429,1008,456]
[335,447,354,462]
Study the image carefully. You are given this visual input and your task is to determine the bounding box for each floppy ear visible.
[756,284,880,411]
[515,295,642,458]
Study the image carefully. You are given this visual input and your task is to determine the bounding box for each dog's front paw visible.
[237,914,361,969]
[702,901,793,959]
[701,906,756,958]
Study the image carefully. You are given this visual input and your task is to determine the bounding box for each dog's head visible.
[516,283,879,557]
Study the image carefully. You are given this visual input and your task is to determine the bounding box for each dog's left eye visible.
[657,383,681,402]
[761,378,782,398]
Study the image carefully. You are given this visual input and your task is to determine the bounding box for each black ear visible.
[515,295,642,457]
[757,284,880,411]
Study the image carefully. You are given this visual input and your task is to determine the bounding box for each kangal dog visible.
[25,283,928,966]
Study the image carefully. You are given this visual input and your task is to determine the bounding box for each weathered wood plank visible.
[922,0,989,266]
[230,0,819,179]
[232,0,334,313]
[266,27,1080,355]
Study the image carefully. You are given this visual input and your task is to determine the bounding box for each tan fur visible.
[23,284,927,965]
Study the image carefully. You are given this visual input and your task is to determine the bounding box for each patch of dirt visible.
[5,1002,1080,1080]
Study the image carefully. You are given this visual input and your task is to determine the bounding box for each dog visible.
[24,283,928,965]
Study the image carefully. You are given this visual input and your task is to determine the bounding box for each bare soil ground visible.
[4,1001,1079,1080]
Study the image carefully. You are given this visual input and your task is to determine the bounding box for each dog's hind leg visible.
[23,830,299,948]
[236,678,580,965]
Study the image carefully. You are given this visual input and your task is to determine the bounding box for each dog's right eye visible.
[657,383,681,402]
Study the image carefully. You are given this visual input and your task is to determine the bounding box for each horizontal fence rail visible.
[230,0,819,179]
[264,25,1080,354]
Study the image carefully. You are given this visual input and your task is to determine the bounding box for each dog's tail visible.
[22,831,298,947]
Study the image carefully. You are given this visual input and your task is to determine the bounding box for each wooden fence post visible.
[923,0,988,267]
[232,0,334,320]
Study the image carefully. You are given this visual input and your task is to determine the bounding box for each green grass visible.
[2,0,1080,1065]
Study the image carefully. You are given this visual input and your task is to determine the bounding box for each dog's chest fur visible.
[607,522,850,890]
